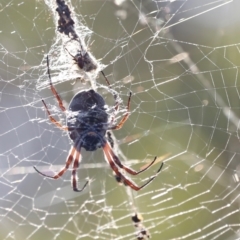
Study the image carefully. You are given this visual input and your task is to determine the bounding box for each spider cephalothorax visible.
[34,56,163,192]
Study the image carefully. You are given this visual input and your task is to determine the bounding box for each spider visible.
[65,46,97,72]
[34,56,164,192]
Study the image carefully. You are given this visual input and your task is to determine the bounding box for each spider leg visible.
[104,142,159,175]
[107,132,114,148]
[65,47,76,60]
[101,71,111,86]
[42,99,68,131]
[101,71,119,111]
[71,145,89,192]
[103,143,163,191]
[47,55,66,112]
[108,92,132,130]
[101,71,125,125]
[34,146,75,179]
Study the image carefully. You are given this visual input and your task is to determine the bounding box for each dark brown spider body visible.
[73,52,85,70]
[67,89,108,151]
[65,48,97,72]
[34,56,164,192]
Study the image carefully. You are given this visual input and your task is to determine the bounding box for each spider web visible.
[1,0,240,239]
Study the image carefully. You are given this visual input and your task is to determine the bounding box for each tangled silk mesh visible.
[1,0,240,239]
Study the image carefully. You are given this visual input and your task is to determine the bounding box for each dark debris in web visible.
[56,0,77,39]
[132,213,151,239]
[55,0,98,72]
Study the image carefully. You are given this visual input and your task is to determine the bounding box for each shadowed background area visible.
[1,0,240,239]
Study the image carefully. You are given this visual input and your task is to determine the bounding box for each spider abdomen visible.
[67,89,109,151]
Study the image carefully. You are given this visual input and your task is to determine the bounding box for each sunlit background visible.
[1,0,240,239]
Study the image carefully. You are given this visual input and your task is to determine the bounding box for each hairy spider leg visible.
[34,146,75,179]
[101,70,119,111]
[41,99,68,131]
[64,38,85,56]
[100,71,111,87]
[34,144,89,192]
[41,56,68,130]
[101,71,132,127]
[46,55,66,112]
[71,144,89,192]
[103,145,141,191]
[104,142,160,175]
[65,47,76,60]
[107,132,114,148]
[102,143,164,191]
[109,91,132,130]
[65,47,84,68]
